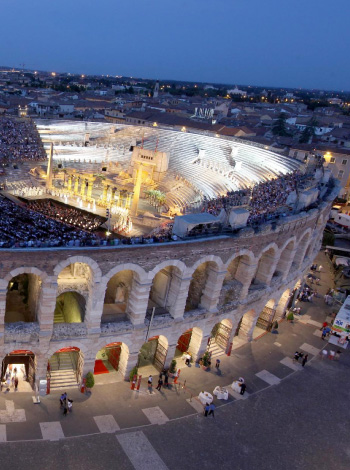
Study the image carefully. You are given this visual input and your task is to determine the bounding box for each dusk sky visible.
[1,0,349,91]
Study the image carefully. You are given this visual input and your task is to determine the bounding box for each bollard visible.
[131,374,137,390]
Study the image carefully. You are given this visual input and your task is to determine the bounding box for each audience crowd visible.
[27,200,103,232]
[0,117,46,163]
[0,198,98,248]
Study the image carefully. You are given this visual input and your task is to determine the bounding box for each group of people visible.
[201,189,251,216]
[27,199,103,232]
[0,117,46,163]
[147,369,170,392]
[293,351,308,366]
[0,197,99,248]
[1,366,19,391]
[60,392,73,416]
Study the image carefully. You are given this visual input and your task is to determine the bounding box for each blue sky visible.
[1,0,349,90]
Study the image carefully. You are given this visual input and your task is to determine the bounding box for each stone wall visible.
[0,198,333,383]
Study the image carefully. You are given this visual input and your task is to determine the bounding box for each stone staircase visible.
[53,308,65,323]
[207,340,226,359]
[49,353,78,390]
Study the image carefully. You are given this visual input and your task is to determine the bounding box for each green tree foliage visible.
[272,113,290,136]
[299,117,318,143]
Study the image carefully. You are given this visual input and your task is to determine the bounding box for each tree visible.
[299,117,318,143]
[272,113,290,136]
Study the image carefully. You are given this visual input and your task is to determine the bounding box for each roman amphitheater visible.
[0,118,338,391]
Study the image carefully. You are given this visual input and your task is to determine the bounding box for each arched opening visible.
[54,292,86,323]
[208,319,233,356]
[254,299,276,338]
[252,247,276,287]
[102,270,134,324]
[5,273,42,323]
[219,255,250,305]
[1,350,36,391]
[58,262,93,284]
[94,342,129,383]
[48,347,84,390]
[234,309,256,343]
[138,335,168,375]
[293,233,311,268]
[175,327,203,361]
[275,289,292,320]
[185,261,216,312]
[275,241,295,278]
[148,266,181,317]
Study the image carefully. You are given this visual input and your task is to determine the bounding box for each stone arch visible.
[251,243,279,287]
[53,256,102,282]
[235,309,256,341]
[147,259,187,280]
[275,288,292,320]
[54,291,86,323]
[138,334,169,373]
[5,271,43,323]
[275,238,296,279]
[254,298,277,334]
[175,326,203,361]
[187,254,224,275]
[185,259,222,312]
[294,229,312,268]
[94,341,130,380]
[209,318,233,353]
[48,345,86,387]
[147,263,185,318]
[4,266,48,283]
[220,250,255,305]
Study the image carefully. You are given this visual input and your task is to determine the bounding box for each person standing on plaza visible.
[60,392,67,407]
[319,265,323,273]
[240,383,247,395]
[208,403,216,418]
[156,377,163,391]
[164,373,169,388]
[302,354,308,367]
[14,377,19,391]
[215,359,220,369]
[204,403,210,417]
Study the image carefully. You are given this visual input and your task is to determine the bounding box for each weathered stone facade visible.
[0,199,333,384]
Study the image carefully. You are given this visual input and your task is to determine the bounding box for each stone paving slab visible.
[94,415,120,433]
[117,431,169,470]
[0,425,6,442]
[298,314,311,324]
[308,319,323,328]
[299,343,321,356]
[227,388,250,400]
[142,406,169,425]
[280,357,303,371]
[40,422,64,441]
[313,329,322,337]
[274,342,282,347]
[186,398,204,413]
[255,370,281,385]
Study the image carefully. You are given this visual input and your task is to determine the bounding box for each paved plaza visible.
[0,252,349,470]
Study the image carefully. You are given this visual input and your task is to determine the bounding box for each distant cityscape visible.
[1,65,349,202]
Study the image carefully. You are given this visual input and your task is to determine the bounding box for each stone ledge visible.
[52,322,88,340]
[4,322,40,343]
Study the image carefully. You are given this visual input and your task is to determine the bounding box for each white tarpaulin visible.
[172,213,219,237]
[228,208,249,229]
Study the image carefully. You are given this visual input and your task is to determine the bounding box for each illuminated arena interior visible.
[36,119,301,207]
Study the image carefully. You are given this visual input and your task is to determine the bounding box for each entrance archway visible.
[54,292,86,323]
[254,299,276,338]
[148,266,182,317]
[5,273,41,323]
[102,270,134,324]
[208,319,233,356]
[185,261,216,312]
[1,350,36,391]
[94,342,129,382]
[138,335,168,375]
[48,347,84,390]
[234,309,256,343]
[275,289,292,320]
[175,327,203,360]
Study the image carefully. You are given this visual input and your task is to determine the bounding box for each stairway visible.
[53,309,65,323]
[207,340,226,359]
[49,353,78,390]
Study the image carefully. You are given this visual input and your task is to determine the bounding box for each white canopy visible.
[228,208,249,229]
[172,213,219,237]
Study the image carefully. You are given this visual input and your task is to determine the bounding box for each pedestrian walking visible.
[156,377,163,391]
[164,373,169,388]
[67,399,73,412]
[215,359,220,369]
[321,329,327,340]
[147,375,153,386]
[63,399,68,416]
[319,265,323,273]
[204,403,210,417]
[14,377,19,391]
[60,392,67,407]
[302,354,308,367]
[240,383,247,395]
[208,403,216,418]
